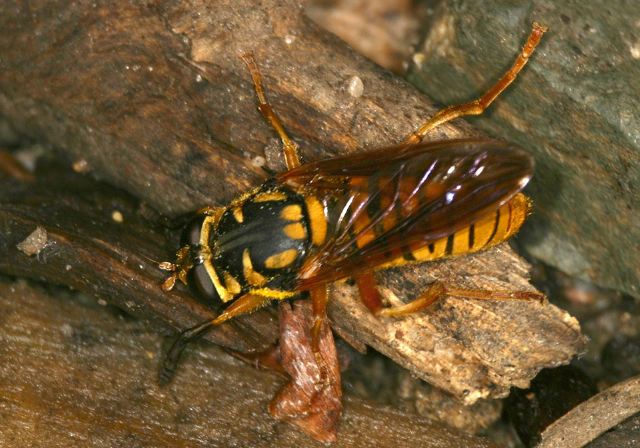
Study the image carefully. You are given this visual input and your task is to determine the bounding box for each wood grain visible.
[0,279,498,448]
[0,0,584,402]
[538,375,640,448]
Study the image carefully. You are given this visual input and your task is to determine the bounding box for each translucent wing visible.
[277,139,533,289]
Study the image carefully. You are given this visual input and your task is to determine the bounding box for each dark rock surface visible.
[409,1,640,299]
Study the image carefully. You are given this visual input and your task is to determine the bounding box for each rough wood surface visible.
[0,0,584,402]
[537,375,640,448]
[0,279,499,448]
[0,165,279,353]
[409,1,640,299]
[585,413,640,448]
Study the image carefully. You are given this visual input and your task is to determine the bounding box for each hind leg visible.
[404,22,547,145]
[378,281,545,318]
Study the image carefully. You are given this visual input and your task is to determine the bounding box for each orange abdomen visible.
[381,193,531,268]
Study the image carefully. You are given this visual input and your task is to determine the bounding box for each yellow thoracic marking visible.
[199,215,230,302]
[232,206,244,223]
[253,191,288,202]
[204,260,236,302]
[223,272,242,295]
[280,204,303,222]
[304,196,327,246]
[199,215,215,247]
[284,222,307,240]
[249,287,297,300]
[242,249,268,287]
[264,248,299,269]
[199,212,236,303]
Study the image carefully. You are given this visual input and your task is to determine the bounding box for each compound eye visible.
[181,217,204,247]
[189,263,219,301]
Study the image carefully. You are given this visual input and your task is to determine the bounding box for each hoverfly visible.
[159,23,548,380]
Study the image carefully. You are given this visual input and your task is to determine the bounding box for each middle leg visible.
[309,285,330,354]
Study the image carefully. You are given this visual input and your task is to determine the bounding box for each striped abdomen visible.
[334,173,531,270]
[382,193,531,268]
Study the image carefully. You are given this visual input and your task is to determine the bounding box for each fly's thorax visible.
[191,184,317,303]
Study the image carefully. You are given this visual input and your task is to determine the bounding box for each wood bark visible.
[0,0,584,403]
[538,375,640,448]
[0,279,498,448]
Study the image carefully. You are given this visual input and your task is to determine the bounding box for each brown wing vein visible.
[277,139,533,289]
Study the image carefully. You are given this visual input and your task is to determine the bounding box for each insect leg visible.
[240,53,302,170]
[309,285,335,390]
[310,285,330,354]
[224,344,286,375]
[159,246,194,291]
[356,272,383,314]
[378,282,545,318]
[159,293,272,384]
[159,207,224,290]
[404,22,547,145]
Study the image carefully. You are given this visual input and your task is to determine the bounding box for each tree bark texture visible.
[0,279,498,448]
[0,0,583,404]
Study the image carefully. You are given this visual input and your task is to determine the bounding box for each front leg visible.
[159,293,273,384]
[159,206,224,291]
[240,53,302,170]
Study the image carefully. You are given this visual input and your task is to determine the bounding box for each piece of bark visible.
[504,365,598,446]
[0,278,498,448]
[537,375,640,448]
[306,0,422,74]
[2,160,343,441]
[269,301,342,443]
[408,2,640,299]
[585,413,640,448]
[0,0,584,401]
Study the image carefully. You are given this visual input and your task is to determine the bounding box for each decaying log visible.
[0,278,498,448]
[0,0,584,402]
[537,375,640,448]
